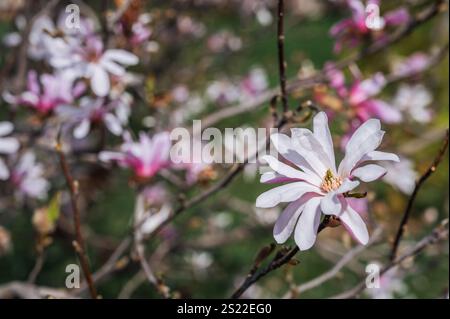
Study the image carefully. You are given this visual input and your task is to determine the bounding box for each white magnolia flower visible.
[256,112,399,250]
[50,37,139,97]
[382,158,417,195]
[0,122,20,180]
[392,84,433,123]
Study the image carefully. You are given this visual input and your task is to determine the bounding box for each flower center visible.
[320,169,342,193]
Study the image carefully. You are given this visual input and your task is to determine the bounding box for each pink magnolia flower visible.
[0,122,20,180]
[99,131,171,179]
[3,70,85,114]
[57,95,131,139]
[11,152,49,200]
[256,112,399,250]
[325,64,402,125]
[330,0,409,53]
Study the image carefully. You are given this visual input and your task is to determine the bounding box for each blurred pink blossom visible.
[99,131,172,179]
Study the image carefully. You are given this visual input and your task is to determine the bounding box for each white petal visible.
[100,59,126,76]
[99,151,125,162]
[0,122,14,136]
[360,150,400,163]
[290,128,330,177]
[90,65,110,97]
[0,137,20,154]
[336,179,360,193]
[262,155,320,186]
[104,113,123,136]
[320,192,342,215]
[103,49,139,65]
[313,112,336,172]
[256,182,319,208]
[294,197,322,251]
[269,133,321,182]
[0,158,10,180]
[338,119,384,177]
[352,164,387,182]
[338,202,369,245]
[73,119,91,139]
[273,199,305,243]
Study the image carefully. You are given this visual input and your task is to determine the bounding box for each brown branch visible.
[283,228,383,298]
[231,216,332,299]
[390,129,449,261]
[200,0,446,129]
[277,0,288,113]
[55,137,98,299]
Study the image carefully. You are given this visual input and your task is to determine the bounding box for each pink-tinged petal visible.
[27,70,40,94]
[270,133,321,181]
[104,113,123,136]
[294,197,322,251]
[103,49,139,65]
[89,65,110,97]
[73,119,91,139]
[262,155,320,186]
[0,158,10,180]
[290,128,330,177]
[260,171,298,184]
[0,122,14,136]
[329,19,353,37]
[347,197,368,219]
[338,200,369,245]
[320,192,342,215]
[338,119,384,177]
[273,194,316,243]
[366,99,403,124]
[360,150,400,163]
[255,182,320,208]
[336,179,360,193]
[352,164,387,182]
[313,112,336,172]
[384,8,410,26]
[0,137,20,154]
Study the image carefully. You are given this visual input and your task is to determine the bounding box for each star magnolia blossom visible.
[51,36,139,97]
[3,70,85,114]
[256,112,399,250]
[99,131,171,179]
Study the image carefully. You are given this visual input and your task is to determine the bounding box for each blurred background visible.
[0,0,448,298]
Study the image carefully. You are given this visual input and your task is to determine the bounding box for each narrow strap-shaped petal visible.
[256,182,320,208]
[352,164,387,182]
[294,197,322,251]
[313,112,336,173]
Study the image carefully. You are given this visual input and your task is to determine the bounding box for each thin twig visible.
[55,136,98,299]
[283,228,383,298]
[231,217,331,299]
[332,220,449,299]
[277,0,288,113]
[390,129,449,261]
